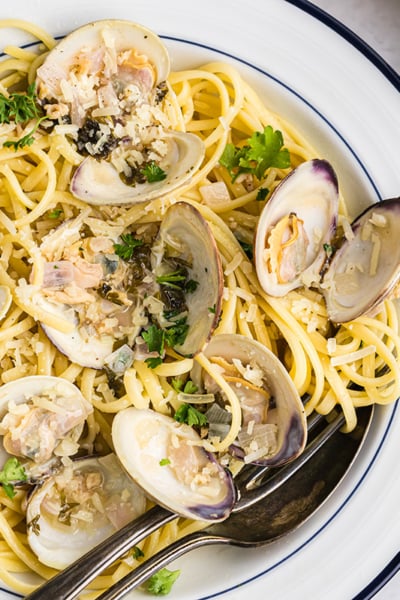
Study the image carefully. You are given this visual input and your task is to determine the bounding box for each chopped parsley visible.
[171,378,198,394]
[323,243,334,258]
[0,83,39,124]
[208,304,216,314]
[48,208,63,219]
[159,458,171,466]
[0,84,48,150]
[131,546,145,560]
[142,320,189,369]
[238,240,253,260]
[219,125,290,182]
[156,270,187,288]
[0,457,27,499]
[146,568,181,595]
[114,234,144,261]
[174,403,208,427]
[256,187,269,201]
[141,161,167,183]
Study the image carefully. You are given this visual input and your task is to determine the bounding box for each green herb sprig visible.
[0,457,27,499]
[220,125,290,182]
[113,234,144,261]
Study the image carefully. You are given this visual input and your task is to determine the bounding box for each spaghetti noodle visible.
[0,18,398,598]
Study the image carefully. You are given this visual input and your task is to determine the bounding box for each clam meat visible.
[26,453,147,569]
[193,334,307,466]
[112,407,235,521]
[323,198,400,323]
[0,376,92,484]
[36,19,205,205]
[254,159,339,296]
[15,202,223,369]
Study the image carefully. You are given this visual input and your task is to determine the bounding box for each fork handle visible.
[24,505,175,600]
[96,531,225,600]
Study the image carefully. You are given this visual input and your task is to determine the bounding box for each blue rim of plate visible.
[0,3,399,597]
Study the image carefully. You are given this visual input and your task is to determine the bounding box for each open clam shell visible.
[0,376,93,482]
[154,201,223,356]
[36,19,205,205]
[112,407,235,521]
[26,453,147,569]
[202,334,307,466]
[323,198,400,323]
[254,159,339,296]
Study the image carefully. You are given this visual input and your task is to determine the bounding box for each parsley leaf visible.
[142,324,165,355]
[131,546,145,560]
[171,378,198,394]
[48,208,63,219]
[141,161,167,183]
[164,319,189,348]
[4,115,47,151]
[145,356,163,369]
[159,458,171,466]
[220,126,290,182]
[256,187,269,201]
[146,568,181,596]
[174,403,208,427]
[113,234,143,261]
[0,457,27,499]
[156,270,187,289]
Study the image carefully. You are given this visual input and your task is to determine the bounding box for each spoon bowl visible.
[96,405,373,600]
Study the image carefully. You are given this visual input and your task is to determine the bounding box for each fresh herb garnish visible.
[0,457,27,499]
[174,403,208,427]
[131,546,145,560]
[142,324,165,355]
[141,161,167,183]
[48,208,63,219]
[185,279,198,293]
[208,304,216,314]
[256,187,269,201]
[4,116,47,151]
[0,83,39,124]
[145,356,163,369]
[238,240,253,260]
[114,234,144,261]
[142,319,189,369]
[171,378,198,394]
[159,458,171,466]
[220,125,290,182]
[146,567,181,596]
[156,270,187,289]
[323,243,334,258]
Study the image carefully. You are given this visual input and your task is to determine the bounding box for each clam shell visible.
[203,334,307,466]
[323,198,400,323]
[155,201,223,356]
[26,453,147,569]
[254,159,339,296]
[112,407,235,521]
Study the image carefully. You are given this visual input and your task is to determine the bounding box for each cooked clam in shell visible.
[200,334,307,466]
[36,19,205,205]
[26,453,147,569]
[0,376,92,484]
[254,159,339,296]
[323,198,400,323]
[112,407,235,521]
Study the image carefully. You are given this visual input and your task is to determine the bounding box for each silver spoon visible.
[95,405,373,600]
[24,405,373,600]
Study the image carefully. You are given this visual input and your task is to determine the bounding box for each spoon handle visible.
[96,531,225,600]
[24,505,175,600]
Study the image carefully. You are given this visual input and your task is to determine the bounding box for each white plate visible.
[0,1,399,598]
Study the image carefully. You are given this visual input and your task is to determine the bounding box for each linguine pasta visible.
[0,18,399,598]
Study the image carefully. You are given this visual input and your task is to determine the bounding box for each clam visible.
[26,453,147,569]
[112,407,235,521]
[323,198,400,323]
[0,376,93,483]
[36,19,205,205]
[200,334,307,466]
[153,201,223,356]
[254,159,339,296]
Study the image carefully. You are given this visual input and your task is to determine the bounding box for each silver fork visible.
[24,408,372,600]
